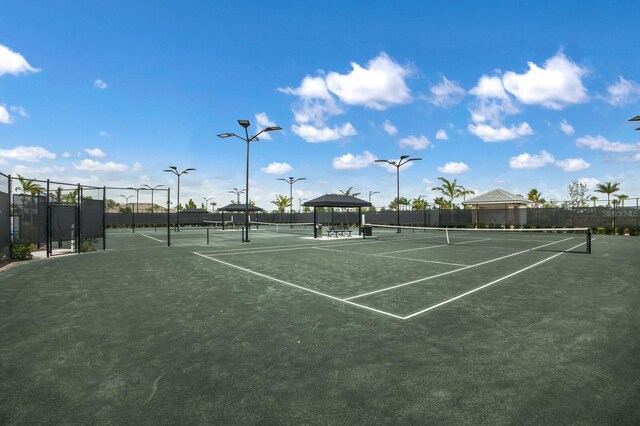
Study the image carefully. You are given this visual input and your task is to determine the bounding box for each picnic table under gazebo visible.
[303,194,372,238]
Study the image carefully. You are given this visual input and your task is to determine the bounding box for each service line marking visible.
[193,252,404,319]
[139,233,163,243]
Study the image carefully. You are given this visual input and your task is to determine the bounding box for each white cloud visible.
[74,159,128,172]
[435,129,448,140]
[291,122,356,143]
[383,119,398,135]
[575,135,640,152]
[556,158,590,172]
[132,162,143,171]
[255,112,277,140]
[468,122,533,142]
[332,151,377,170]
[325,52,412,110]
[12,165,65,175]
[618,152,640,163]
[578,177,600,190]
[398,135,431,150]
[509,150,556,169]
[84,148,107,157]
[0,105,11,124]
[62,152,71,158]
[429,75,466,107]
[502,52,588,109]
[94,79,108,89]
[437,161,470,174]
[469,75,509,100]
[99,130,109,137]
[278,75,332,100]
[560,119,574,135]
[605,76,640,106]
[0,145,56,162]
[0,44,40,76]
[260,162,292,175]
[10,105,28,117]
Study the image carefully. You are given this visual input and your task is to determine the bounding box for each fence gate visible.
[48,203,78,256]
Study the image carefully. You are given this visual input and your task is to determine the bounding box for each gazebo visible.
[303,194,372,238]
[462,189,531,227]
[217,203,264,230]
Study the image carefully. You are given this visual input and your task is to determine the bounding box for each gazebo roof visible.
[217,203,264,212]
[303,194,372,208]
[462,189,532,205]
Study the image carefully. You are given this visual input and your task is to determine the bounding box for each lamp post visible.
[277,176,306,223]
[228,188,245,204]
[368,190,379,204]
[375,155,422,231]
[203,197,215,212]
[142,184,164,213]
[163,166,196,231]
[218,120,282,242]
[121,194,133,210]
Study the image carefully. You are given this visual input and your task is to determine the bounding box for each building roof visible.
[462,188,532,205]
[303,194,371,208]
[217,203,264,212]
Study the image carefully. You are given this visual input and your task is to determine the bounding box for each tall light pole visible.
[203,197,215,212]
[218,120,282,242]
[277,176,306,223]
[142,184,164,213]
[228,188,245,204]
[368,190,379,204]
[121,194,133,210]
[375,155,422,231]
[163,166,196,230]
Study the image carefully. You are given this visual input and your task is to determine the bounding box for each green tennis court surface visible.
[1,227,639,424]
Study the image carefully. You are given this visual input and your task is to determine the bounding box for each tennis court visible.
[1,225,639,424]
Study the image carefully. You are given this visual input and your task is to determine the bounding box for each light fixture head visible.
[264,126,282,132]
[629,115,640,122]
[218,132,236,138]
[237,119,251,128]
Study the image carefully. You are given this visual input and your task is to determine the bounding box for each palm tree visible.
[589,195,598,207]
[411,196,428,211]
[457,187,475,202]
[338,187,361,198]
[595,182,620,207]
[271,194,292,214]
[389,197,410,211]
[432,177,459,208]
[527,188,543,208]
[16,174,44,196]
[616,194,629,207]
[433,197,452,209]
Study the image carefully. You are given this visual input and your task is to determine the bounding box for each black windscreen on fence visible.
[13,194,47,246]
[0,174,10,266]
[81,199,104,239]
[50,204,77,241]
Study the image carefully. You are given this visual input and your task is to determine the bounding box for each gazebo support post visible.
[313,207,318,238]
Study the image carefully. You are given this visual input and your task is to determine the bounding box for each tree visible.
[568,179,589,208]
[185,199,197,209]
[527,188,546,208]
[616,194,629,207]
[595,182,620,207]
[339,187,361,197]
[432,177,459,208]
[16,174,44,196]
[271,194,291,214]
[433,197,452,209]
[105,199,119,210]
[389,196,410,210]
[411,196,428,211]
[589,196,598,207]
[457,187,475,202]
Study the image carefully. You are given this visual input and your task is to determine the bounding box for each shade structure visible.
[217,203,264,212]
[303,194,371,238]
[303,194,371,209]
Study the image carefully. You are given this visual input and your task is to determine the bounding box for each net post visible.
[445,228,450,245]
[587,228,592,254]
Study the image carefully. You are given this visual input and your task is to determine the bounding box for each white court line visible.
[343,237,574,301]
[402,240,591,320]
[313,246,468,267]
[139,233,163,243]
[193,252,404,319]
[378,238,491,255]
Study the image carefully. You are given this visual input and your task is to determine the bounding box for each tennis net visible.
[250,221,315,236]
[363,224,592,254]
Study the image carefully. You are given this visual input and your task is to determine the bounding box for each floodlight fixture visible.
[277,176,307,223]
[375,154,423,231]
[163,166,196,230]
[218,119,282,242]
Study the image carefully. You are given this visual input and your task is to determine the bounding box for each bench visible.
[327,226,352,237]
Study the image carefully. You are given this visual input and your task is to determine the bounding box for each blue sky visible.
[1,1,639,210]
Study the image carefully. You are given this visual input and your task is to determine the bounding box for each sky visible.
[1,0,639,210]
